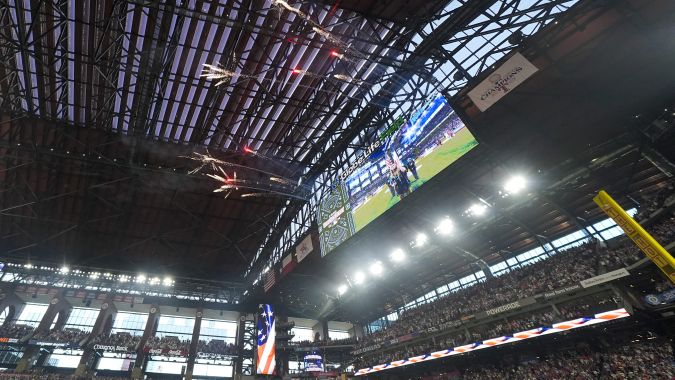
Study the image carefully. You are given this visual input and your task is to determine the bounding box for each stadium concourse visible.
[1,0,675,379]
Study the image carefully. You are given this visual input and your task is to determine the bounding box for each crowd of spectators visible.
[196,339,237,355]
[31,329,88,345]
[89,332,140,350]
[354,292,621,369]
[354,214,675,351]
[459,339,674,379]
[0,324,35,339]
[144,335,190,351]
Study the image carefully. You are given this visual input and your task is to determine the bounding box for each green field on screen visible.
[351,127,478,231]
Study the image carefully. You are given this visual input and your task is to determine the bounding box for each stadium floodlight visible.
[60,266,69,274]
[136,274,146,283]
[353,271,366,285]
[369,261,384,276]
[390,248,406,262]
[436,217,454,235]
[24,263,33,269]
[337,284,348,295]
[150,277,160,285]
[119,275,129,283]
[89,272,100,279]
[163,277,173,286]
[467,203,488,217]
[504,175,527,195]
[415,233,428,247]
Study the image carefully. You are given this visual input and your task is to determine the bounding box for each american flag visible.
[264,270,275,292]
[257,304,276,375]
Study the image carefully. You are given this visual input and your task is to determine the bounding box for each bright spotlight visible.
[89,272,100,279]
[467,203,488,217]
[337,284,348,295]
[436,218,454,235]
[390,249,405,262]
[415,233,428,247]
[60,266,69,274]
[163,277,173,286]
[504,175,527,194]
[136,274,146,283]
[369,261,384,276]
[353,271,365,285]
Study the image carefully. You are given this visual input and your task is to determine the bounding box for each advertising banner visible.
[467,52,539,111]
[644,288,675,306]
[580,268,630,288]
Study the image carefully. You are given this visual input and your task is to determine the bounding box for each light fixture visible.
[24,263,33,269]
[353,271,365,285]
[415,233,428,247]
[89,272,100,279]
[60,266,69,274]
[467,203,488,217]
[369,261,383,276]
[136,274,146,283]
[436,218,454,235]
[504,175,527,195]
[390,249,405,262]
[337,284,348,295]
[163,277,173,286]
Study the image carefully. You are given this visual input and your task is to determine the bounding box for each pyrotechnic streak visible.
[272,0,306,18]
[201,64,254,86]
[270,176,294,185]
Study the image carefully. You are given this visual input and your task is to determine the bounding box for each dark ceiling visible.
[1,0,673,320]
[0,0,439,280]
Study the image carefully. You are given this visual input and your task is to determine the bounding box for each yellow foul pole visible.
[592,190,675,284]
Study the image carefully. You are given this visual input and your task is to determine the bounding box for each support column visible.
[15,292,72,373]
[74,296,118,377]
[131,304,160,380]
[349,324,364,340]
[184,308,203,380]
[0,288,26,328]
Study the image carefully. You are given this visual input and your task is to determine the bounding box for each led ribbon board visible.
[319,94,478,256]
[354,308,630,376]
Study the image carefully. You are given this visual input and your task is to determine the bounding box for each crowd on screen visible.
[31,328,89,345]
[196,339,237,355]
[354,293,621,369]
[89,332,140,349]
[353,213,675,352]
[458,340,674,380]
[144,335,190,351]
[0,324,35,339]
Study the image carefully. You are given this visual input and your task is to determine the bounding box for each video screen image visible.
[303,354,324,372]
[318,94,478,255]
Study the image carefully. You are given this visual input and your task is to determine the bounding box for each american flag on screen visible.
[257,304,276,375]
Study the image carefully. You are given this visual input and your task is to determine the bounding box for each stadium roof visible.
[1,0,673,319]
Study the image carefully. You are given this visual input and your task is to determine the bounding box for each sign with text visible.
[468,52,539,112]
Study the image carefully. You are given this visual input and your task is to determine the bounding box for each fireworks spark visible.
[201,63,253,86]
